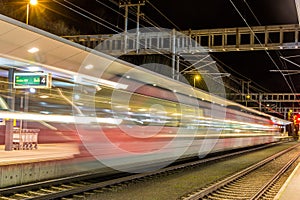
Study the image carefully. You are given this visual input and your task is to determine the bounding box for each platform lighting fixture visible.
[95,85,102,91]
[27,66,40,71]
[27,47,39,53]
[39,95,49,99]
[84,64,94,70]
[30,0,38,5]
[138,108,147,112]
[29,88,36,93]
[193,75,201,87]
[26,0,38,25]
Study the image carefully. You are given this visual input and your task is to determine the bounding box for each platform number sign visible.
[13,72,52,89]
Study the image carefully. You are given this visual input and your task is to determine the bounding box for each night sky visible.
[1,0,300,93]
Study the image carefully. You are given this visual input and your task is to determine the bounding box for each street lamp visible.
[26,0,38,25]
[193,75,201,87]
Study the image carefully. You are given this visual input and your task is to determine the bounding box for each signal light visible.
[293,114,300,124]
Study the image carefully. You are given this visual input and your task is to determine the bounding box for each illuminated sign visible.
[13,72,52,89]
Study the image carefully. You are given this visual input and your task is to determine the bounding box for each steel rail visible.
[0,143,281,199]
[183,143,300,200]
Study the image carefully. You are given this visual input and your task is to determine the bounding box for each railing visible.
[228,93,300,103]
[63,24,300,54]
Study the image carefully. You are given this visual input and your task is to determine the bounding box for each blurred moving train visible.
[0,57,290,171]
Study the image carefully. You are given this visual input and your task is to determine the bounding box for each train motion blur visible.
[0,54,289,172]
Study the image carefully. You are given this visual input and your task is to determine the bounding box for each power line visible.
[53,0,120,33]
[212,55,270,93]
[229,0,296,95]
[95,0,160,29]
[55,0,231,93]
[143,15,161,27]
[64,0,123,32]
[243,0,297,93]
[147,1,181,30]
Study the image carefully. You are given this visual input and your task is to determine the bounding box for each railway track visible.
[0,142,294,200]
[0,142,296,200]
[181,143,300,200]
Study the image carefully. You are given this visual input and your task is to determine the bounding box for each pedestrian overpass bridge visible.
[63,24,300,55]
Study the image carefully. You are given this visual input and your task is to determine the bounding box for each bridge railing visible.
[63,30,208,55]
[63,24,300,54]
[228,93,300,103]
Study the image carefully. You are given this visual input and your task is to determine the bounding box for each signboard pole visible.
[23,91,29,128]
[5,68,15,151]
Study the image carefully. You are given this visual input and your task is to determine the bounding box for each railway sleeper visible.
[211,192,248,199]
[218,187,242,193]
[0,197,16,200]
[51,186,69,191]
[207,195,229,200]
[13,194,31,198]
[72,194,85,200]
[209,193,248,200]
[39,188,56,193]
[93,189,105,193]
[263,193,277,198]
[70,183,87,187]
[83,192,94,197]
[28,191,45,196]
[217,190,242,195]
[60,184,75,189]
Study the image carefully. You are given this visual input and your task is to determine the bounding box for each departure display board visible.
[13,72,52,89]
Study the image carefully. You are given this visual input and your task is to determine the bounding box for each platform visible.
[274,161,300,200]
[0,143,79,165]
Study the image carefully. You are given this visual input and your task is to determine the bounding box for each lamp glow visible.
[27,47,39,53]
[30,0,38,5]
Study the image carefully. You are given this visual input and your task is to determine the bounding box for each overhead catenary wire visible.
[229,0,296,95]
[147,0,181,30]
[142,16,160,28]
[120,1,162,28]
[95,0,154,28]
[54,0,181,68]
[213,60,269,94]
[243,0,297,94]
[94,1,189,67]
[97,0,181,62]
[53,0,120,33]
[63,0,123,32]
[231,0,299,115]
[212,63,283,116]
[211,54,271,93]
